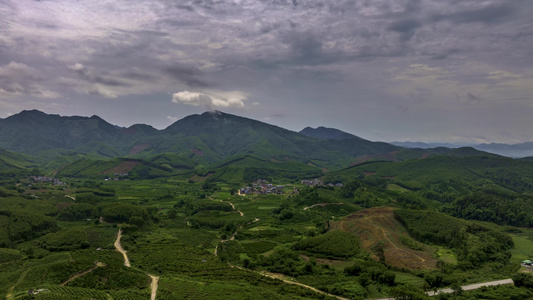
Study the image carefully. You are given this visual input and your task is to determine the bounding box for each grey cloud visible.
[387,19,421,41]
[467,92,481,103]
[387,19,421,33]
[67,64,131,87]
[431,3,515,24]
[163,65,211,88]
[175,5,195,12]
[0,62,59,99]
[3,0,533,143]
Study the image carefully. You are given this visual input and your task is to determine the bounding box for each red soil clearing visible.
[330,207,437,270]
[129,143,151,155]
[191,148,204,156]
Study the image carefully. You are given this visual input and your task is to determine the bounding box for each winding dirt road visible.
[221,199,244,216]
[114,229,130,267]
[114,228,159,300]
[230,265,350,300]
[60,262,106,286]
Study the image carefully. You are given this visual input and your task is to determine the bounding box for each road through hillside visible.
[115,228,159,299]
[149,275,159,300]
[114,229,130,267]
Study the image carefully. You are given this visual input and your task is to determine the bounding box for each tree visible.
[389,284,429,300]
[451,282,462,295]
[129,216,145,228]
[513,273,533,288]
[80,240,90,249]
[167,208,178,219]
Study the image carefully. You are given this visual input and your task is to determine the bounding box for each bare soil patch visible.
[129,143,151,155]
[330,207,437,270]
[191,148,204,156]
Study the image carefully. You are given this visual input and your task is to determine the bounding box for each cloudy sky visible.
[1,0,533,144]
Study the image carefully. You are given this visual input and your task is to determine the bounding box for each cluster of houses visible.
[30,175,66,186]
[27,289,49,295]
[104,172,129,181]
[239,178,345,195]
[301,179,324,186]
[240,179,285,195]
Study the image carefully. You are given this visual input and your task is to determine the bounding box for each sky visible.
[1,0,533,144]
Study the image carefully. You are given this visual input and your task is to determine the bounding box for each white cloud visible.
[67,63,86,72]
[171,90,247,109]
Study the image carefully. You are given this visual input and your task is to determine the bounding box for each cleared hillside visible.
[330,207,437,270]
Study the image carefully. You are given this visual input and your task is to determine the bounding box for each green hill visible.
[0,148,39,171]
[206,155,323,183]
[0,110,506,173]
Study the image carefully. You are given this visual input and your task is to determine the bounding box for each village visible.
[239,178,343,195]
[239,179,286,195]
[29,175,66,186]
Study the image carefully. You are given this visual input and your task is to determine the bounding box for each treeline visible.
[0,209,57,245]
[394,209,513,268]
[242,167,323,183]
[58,203,95,221]
[448,190,533,227]
[97,203,149,224]
[293,230,361,259]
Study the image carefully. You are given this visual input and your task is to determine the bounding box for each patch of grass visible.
[386,184,409,193]
[510,230,533,264]
[393,272,426,287]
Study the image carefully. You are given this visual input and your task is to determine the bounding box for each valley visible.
[1,110,533,299]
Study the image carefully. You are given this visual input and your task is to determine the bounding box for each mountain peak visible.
[203,110,223,116]
[11,109,49,118]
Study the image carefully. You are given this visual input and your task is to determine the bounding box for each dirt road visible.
[221,199,244,216]
[114,228,159,300]
[60,262,106,286]
[149,275,159,300]
[254,269,350,300]
[114,229,130,267]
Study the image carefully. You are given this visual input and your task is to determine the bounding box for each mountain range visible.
[0,110,401,169]
[0,109,524,173]
[392,140,533,158]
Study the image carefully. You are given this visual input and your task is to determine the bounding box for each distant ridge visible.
[474,142,533,158]
[391,141,468,149]
[0,109,500,170]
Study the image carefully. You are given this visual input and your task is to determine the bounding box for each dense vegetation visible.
[394,209,514,268]
[293,230,361,259]
[2,110,533,299]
